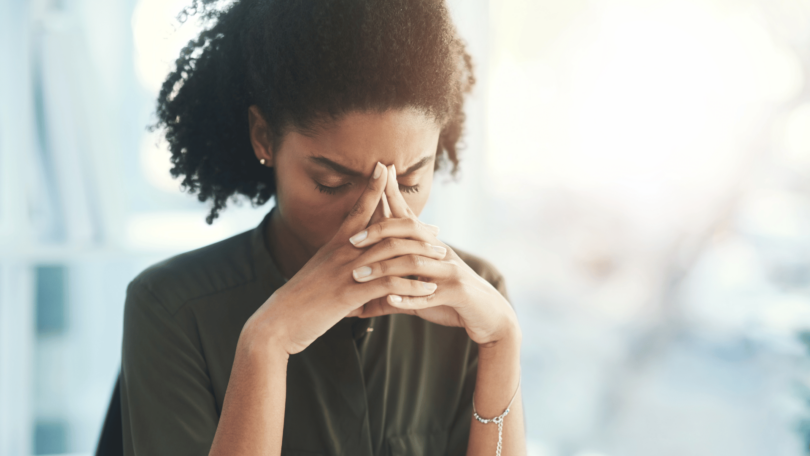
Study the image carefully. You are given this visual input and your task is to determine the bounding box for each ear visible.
[248,105,274,166]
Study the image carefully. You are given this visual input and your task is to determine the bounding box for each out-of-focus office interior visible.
[2,0,810,455]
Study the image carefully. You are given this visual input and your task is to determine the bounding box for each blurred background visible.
[2,0,810,454]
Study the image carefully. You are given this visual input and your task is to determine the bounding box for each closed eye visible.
[316,182,419,195]
[315,182,351,195]
[399,184,420,194]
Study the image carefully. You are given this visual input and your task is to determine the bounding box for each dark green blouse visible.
[120,210,513,456]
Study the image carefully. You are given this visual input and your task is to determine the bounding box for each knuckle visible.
[408,254,423,268]
[381,276,396,288]
[456,278,471,294]
[378,261,389,275]
[370,223,384,239]
[383,238,400,251]
[410,279,425,292]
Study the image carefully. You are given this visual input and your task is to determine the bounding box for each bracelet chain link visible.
[471,373,521,456]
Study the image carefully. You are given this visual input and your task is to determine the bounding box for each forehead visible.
[284,108,441,171]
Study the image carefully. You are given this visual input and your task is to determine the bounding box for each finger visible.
[352,254,452,283]
[387,283,456,310]
[351,275,438,303]
[381,192,392,218]
[383,165,439,234]
[353,238,447,267]
[387,292,439,310]
[368,191,392,227]
[385,165,439,235]
[340,162,387,239]
[349,217,439,248]
[349,297,410,318]
[385,164,414,218]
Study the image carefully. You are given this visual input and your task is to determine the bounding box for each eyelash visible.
[315,183,347,195]
[315,183,420,195]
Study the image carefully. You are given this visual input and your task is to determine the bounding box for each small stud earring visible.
[259,158,266,165]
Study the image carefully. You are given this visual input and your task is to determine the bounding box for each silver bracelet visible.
[472,373,521,456]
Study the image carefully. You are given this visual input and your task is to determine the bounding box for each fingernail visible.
[389,164,396,179]
[373,162,383,179]
[431,244,447,256]
[349,230,368,245]
[425,224,440,234]
[423,282,437,292]
[353,266,372,280]
[389,294,403,303]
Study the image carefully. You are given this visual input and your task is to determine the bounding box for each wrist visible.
[239,316,291,362]
[472,324,522,419]
[478,318,522,351]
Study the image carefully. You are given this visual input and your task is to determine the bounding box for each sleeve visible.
[445,272,513,456]
[120,279,219,456]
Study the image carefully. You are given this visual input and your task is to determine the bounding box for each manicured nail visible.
[425,224,440,235]
[349,230,368,245]
[431,245,447,256]
[389,164,397,179]
[353,266,372,280]
[423,282,437,292]
[373,162,383,179]
[389,294,403,303]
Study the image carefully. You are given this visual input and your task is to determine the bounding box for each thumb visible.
[337,162,388,239]
[368,192,391,227]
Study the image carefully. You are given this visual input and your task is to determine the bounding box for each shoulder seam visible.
[127,278,213,386]
[182,276,261,307]
[130,277,171,314]
[132,275,261,317]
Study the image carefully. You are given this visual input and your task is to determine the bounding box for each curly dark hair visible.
[154,0,476,224]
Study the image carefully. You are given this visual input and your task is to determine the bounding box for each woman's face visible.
[251,108,442,252]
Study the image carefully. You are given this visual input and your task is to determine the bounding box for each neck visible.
[265,208,315,280]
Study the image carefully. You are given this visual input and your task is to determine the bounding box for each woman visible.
[119,0,525,455]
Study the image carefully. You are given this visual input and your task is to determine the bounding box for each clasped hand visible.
[247,162,519,357]
[345,164,518,350]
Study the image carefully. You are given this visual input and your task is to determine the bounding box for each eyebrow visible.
[308,154,434,177]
